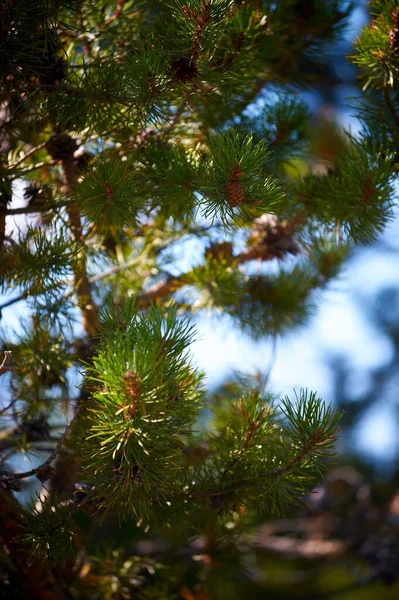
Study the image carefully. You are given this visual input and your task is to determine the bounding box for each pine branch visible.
[88,257,141,284]
[11,142,47,169]
[102,0,125,28]
[137,240,297,306]
[0,488,66,600]
[0,351,17,377]
[5,204,56,215]
[163,99,188,138]
[36,83,134,106]
[0,412,77,484]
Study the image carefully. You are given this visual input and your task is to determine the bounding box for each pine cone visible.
[225,179,245,207]
[171,56,198,82]
[46,133,78,161]
[39,54,67,86]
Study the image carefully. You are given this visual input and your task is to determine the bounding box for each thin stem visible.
[163,100,188,138]
[11,142,47,169]
[103,0,125,27]
[89,257,139,283]
[9,160,57,180]
[0,412,78,482]
[5,203,59,216]
[0,351,17,377]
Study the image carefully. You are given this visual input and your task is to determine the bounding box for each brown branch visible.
[0,396,19,416]
[163,100,188,138]
[11,141,47,169]
[273,431,334,479]
[137,243,288,307]
[0,351,17,377]
[103,0,125,27]
[62,158,99,336]
[88,257,139,283]
[0,413,77,483]
[5,203,58,216]
[36,83,132,106]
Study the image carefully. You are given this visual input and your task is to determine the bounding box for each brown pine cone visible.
[171,56,198,82]
[225,180,245,207]
[46,133,78,161]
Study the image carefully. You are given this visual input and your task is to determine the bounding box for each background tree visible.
[0,0,398,598]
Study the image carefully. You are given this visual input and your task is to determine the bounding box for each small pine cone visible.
[124,371,141,400]
[390,27,399,52]
[39,54,68,86]
[171,56,198,82]
[225,179,245,207]
[46,133,78,161]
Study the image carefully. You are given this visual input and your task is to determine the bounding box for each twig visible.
[136,242,288,306]
[103,0,125,27]
[0,351,17,377]
[0,396,19,416]
[11,142,47,169]
[9,159,57,180]
[0,448,17,467]
[89,257,139,283]
[5,203,60,216]
[63,158,99,336]
[163,100,188,138]
[0,412,78,482]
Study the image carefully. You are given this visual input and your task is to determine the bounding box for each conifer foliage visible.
[0,1,397,598]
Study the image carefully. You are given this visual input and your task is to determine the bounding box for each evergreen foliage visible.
[0,1,398,598]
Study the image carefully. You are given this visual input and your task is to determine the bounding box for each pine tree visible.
[0,1,397,598]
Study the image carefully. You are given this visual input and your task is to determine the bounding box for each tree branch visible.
[11,142,47,169]
[0,351,17,377]
[0,413,77,483]
[62,158,99,336]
